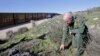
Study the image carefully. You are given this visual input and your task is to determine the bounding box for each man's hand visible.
[70,31,74,35]
[70,31,72,35]
[60,44,65,50]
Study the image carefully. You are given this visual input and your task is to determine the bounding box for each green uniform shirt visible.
[61,16,86,44]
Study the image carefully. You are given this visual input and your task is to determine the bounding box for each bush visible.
[17,27,28,34]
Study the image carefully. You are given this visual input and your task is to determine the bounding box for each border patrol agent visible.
[60,12,87,56]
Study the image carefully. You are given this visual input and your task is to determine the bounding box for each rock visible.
[97,24,100,29]
[6,30,15,39]
[0,39,40,56]
[90,25,95,29]
[93,17,99,21]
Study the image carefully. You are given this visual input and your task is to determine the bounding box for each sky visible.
[0,0,100,13]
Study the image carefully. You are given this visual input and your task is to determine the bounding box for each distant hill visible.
[75,7,100,25]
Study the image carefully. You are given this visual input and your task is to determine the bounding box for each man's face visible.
[64,18,72,24]
[63,13,73,24]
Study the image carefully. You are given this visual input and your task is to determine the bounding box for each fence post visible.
[30,20,35,28]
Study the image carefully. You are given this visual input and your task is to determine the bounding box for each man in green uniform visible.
[60,12,87,56]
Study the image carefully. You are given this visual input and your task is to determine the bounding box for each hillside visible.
[0,7,100,56]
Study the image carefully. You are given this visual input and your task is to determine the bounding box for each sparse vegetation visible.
[0,7,100,56]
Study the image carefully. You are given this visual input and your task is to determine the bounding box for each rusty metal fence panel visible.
[14,13,25,24]
[0,13,13,27]
[0,13,59,28]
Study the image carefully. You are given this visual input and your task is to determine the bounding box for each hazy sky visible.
[0,0,100,13]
